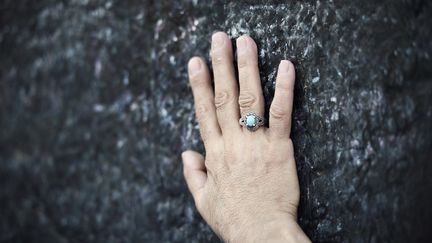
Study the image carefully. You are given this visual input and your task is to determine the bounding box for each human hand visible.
[182,32,310,243]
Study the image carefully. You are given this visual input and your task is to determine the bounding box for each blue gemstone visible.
[246,115,256,128]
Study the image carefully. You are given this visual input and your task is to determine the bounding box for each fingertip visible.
[212,31,229,50]
[236,35,248,53]
[236,35,257,54]
[181,150,204,169]
[212,31,229,39]
[245,35,258,52]
[181,150,193,165]
[276,60,296,88]
[188,57,202,75]
[181,150,188,161]
[278,60,290,73]
[278,60,295,74]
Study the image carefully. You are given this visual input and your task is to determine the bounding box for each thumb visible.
[182,150,207,201]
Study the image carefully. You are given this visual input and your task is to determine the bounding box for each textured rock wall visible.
[1,0,431,242]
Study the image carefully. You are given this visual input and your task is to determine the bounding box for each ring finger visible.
[236,35,265,132]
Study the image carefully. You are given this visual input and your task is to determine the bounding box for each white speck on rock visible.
[93,104,105,112]
[130,102,138,111]
[94,58,102,79]
[169,55,176,65]
[331,111,339,121]
[117,139,126,149]
[123,71,129,85]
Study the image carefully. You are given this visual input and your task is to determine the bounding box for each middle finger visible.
[211,32,241,134]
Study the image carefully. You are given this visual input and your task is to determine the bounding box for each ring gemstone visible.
[245,115,257,129]
[239,112,265,132]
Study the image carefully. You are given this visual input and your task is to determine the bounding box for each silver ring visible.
[239,112,265,132]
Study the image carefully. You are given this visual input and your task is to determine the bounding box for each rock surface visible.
[1,0,431,242]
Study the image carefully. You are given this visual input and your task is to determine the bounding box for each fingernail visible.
[212,32,225,50]
[188,58,202,75]
[278,60,290,74]
[236,36,248,54]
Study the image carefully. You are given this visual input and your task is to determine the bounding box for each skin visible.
[182,31,311,243]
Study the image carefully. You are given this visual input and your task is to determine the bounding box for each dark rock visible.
[1,0,431,242]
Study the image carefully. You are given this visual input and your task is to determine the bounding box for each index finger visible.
[188,57,222,144]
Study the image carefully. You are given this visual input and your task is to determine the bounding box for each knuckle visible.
[204,159,211,170]
[189,75,206,88]
[211,52,225,66]
[270,104,287,120]
[203,159,216,174]
[276,79,294,92]
[238,51,258,69]
[237,57,248,69]
[214,91,233,110]
[239,70,250,81]
[238,91,258,109]
[196,104,210,122]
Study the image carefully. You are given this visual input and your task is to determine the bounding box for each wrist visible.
[262,219,311,243]
[226,217,310,243]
